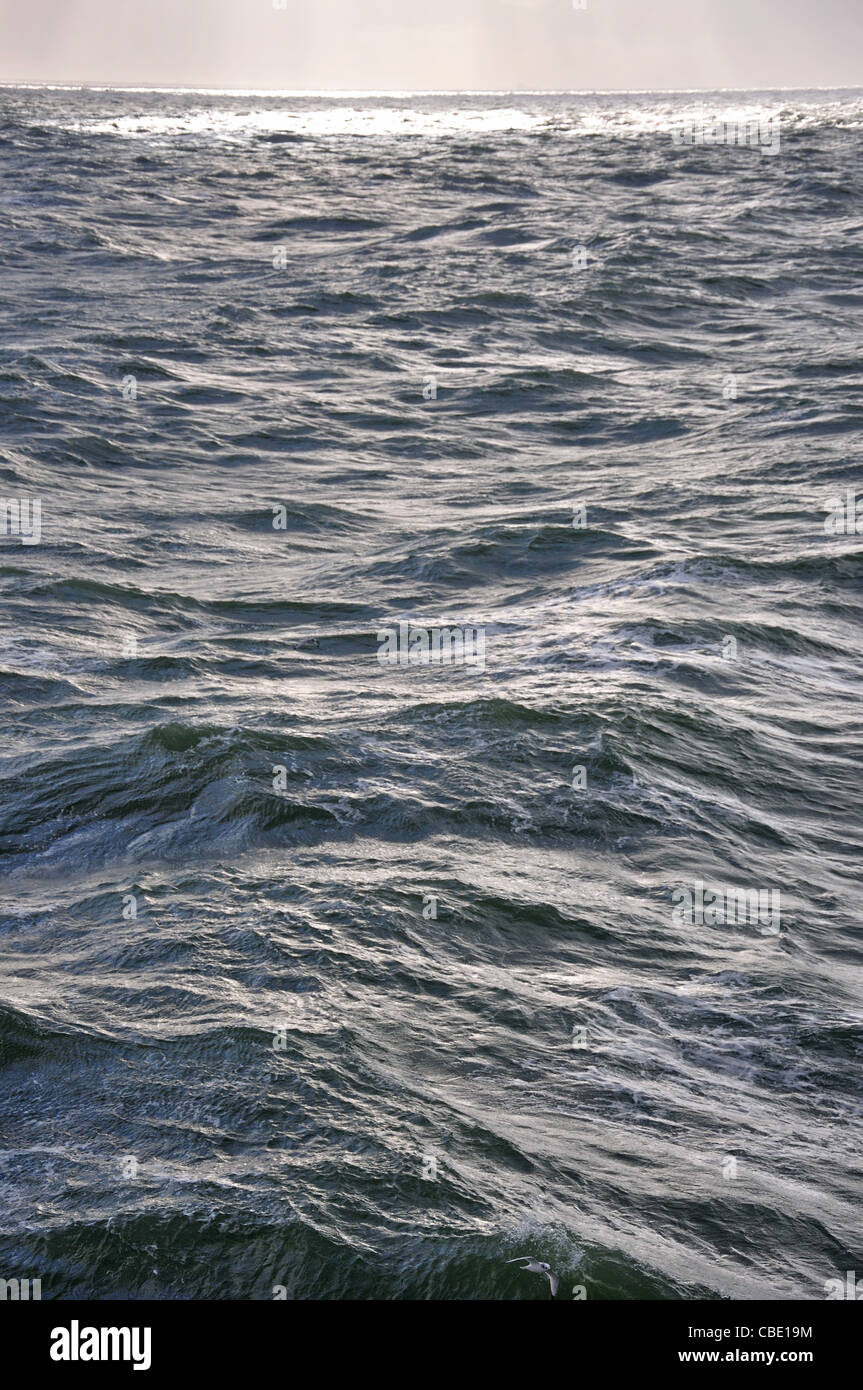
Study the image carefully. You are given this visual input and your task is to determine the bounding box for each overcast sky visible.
[0,0,861,91]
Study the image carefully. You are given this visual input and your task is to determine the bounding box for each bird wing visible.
[547,1271,559,1297]
[506,1257,531,1264]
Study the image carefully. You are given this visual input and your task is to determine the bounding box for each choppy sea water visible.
[0,87,862,1301]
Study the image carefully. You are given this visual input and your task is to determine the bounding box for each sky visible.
[0,0,861,92]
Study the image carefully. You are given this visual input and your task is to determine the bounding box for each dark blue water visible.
[1,86,862,1300]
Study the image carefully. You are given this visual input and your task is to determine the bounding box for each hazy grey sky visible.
[1,0,861,91]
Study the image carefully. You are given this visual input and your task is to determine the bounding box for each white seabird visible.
[506,1256,559,1298]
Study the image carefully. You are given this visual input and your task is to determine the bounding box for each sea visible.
[0,85,861,1299]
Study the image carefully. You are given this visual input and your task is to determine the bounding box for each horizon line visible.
[1,81,862,98]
